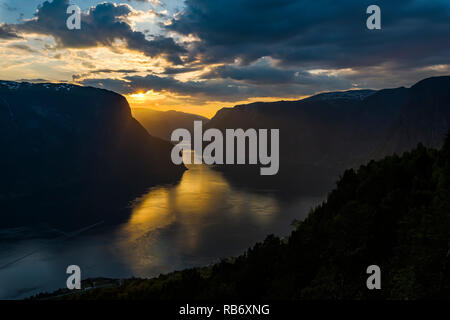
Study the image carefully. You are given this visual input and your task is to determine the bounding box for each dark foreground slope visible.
[0,81,185,227]
[39,134,450,300]
[132,108,208,141]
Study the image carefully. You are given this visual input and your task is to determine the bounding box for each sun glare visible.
[129,92,146,99]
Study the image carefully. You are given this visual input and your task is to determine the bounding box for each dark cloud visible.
[0,24,21,39]
[167,0,450,69]
[7,43,39,53]
[16,0,185,64]
[79,70,353,102]
[72,68,140,81]
[203,62,299,85]
[201,58,356,88]
[161,66,202,74]
[91,68,139,74]
[80,75,249,100]
[17,78,53,83]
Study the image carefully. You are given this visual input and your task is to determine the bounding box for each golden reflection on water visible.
[114,151,280,276]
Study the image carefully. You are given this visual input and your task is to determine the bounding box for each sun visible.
[126,90,166,107]
[129,92,147,100]
[128,90,165,101]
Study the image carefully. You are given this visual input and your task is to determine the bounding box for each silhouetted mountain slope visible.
[38,133,450,300]
[0,81,185,226]
[373,76,450,157]
[206,76,450,191]
[132,108,208,141]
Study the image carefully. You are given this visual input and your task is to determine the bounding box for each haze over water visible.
[0,151,323,299]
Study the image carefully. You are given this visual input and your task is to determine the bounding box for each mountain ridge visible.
[0,80,185,227]
[205,76,450,192]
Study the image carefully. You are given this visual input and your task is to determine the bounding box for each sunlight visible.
[127,90,164,102]
[129,92,146,99]
[113,150,284,276]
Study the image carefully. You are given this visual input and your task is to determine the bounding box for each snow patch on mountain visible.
[0,81,75,92]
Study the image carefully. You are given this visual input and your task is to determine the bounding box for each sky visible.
[1,0,450,118]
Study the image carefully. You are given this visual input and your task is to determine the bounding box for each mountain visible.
[35,133,450,300]
[132,108,208,141]
[372,76,450,156]
[0,81,185,226]
[205,76,450,192]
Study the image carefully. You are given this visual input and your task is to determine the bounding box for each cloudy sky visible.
[1,0,449,117]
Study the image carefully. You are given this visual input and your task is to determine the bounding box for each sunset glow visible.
[2,0,449,119]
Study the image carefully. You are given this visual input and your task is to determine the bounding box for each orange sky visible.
[126,91,309,118]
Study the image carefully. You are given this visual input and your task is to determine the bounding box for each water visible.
[0,151,324,299]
